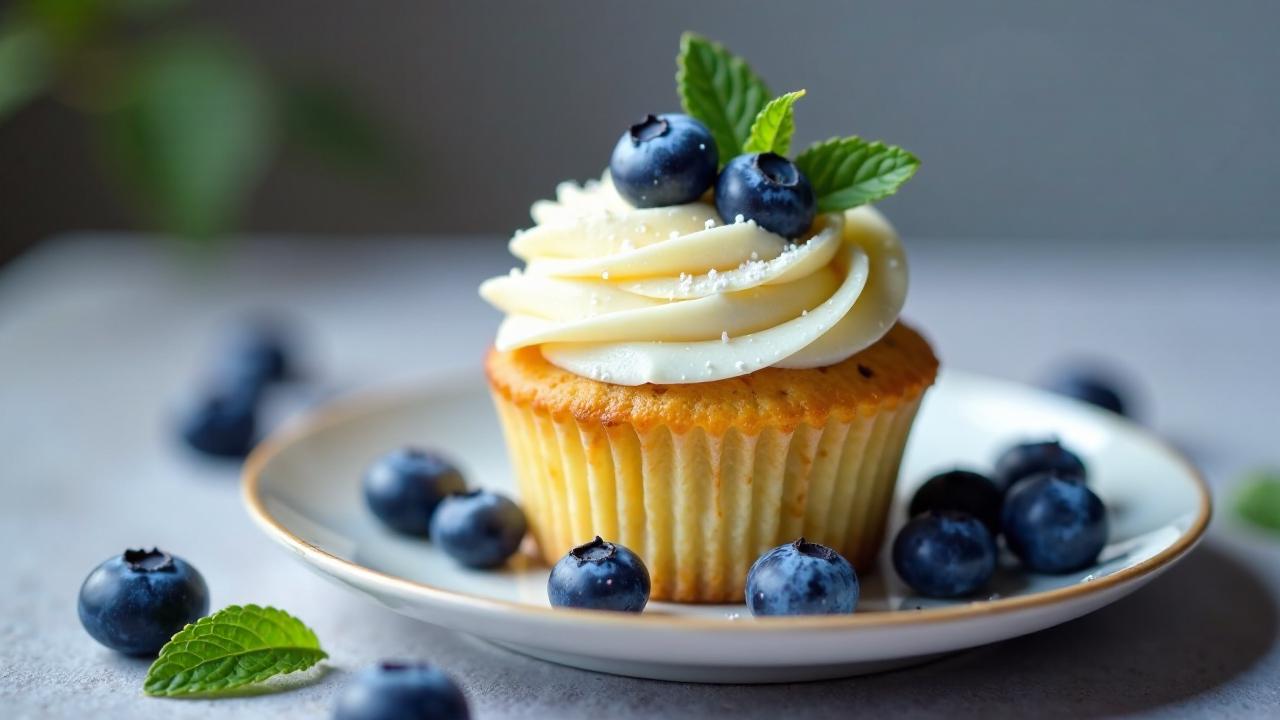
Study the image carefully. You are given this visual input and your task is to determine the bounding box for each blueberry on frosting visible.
[610,113,718,208]
[715,153,816,239]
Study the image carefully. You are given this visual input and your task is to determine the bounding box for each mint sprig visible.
[743,90,805,156]
[676,32,770,162]
[794,137,920,213]
[675,33,920,213]
[144,605,327,697]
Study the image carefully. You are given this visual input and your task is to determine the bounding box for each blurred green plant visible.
[0,0,402,241]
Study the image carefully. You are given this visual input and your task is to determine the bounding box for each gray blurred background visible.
[2,0,1278,263]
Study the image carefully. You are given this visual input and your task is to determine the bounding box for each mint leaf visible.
[1236,470,1280,534]
[677,32,771,162]
[794,137,920,213]
[743,90,805,156]
[144,605,327,697]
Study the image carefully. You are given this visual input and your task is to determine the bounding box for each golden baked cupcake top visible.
[480,33,920,386]
[486,322,937,435]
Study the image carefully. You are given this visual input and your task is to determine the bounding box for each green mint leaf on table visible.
[144,605,327,697]
[1236,470,1280,534]
[794,137,920,213]
[677,32,771,161]
[743,90,805,156]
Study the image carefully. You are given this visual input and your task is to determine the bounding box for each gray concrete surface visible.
[1,236,1277,718]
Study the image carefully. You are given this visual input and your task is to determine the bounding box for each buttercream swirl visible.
[479,175,907,385]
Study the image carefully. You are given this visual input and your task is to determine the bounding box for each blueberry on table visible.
[430,490,527,569]
[892,511,997,598]
[548,536,651,612]
[745,538,858,616]
[225,318,294,386]
[334,662,470,720]
[908,469,1003,533]
[714,152,816,239]
[77,548,210,656]
[364,448,467,536]
[179,387,259,459]
[610,113,718,207]
[1045,369,1129,416]
[1002,473,1109,574]
[993,439,1087,494]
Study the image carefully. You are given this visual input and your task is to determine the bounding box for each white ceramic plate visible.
[242,370,1209,683]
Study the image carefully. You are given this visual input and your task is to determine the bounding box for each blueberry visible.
[429,490,527,569]
[225,318,293,386]
[547,536,651,612]
[908,469,1003,533]
[715,152,816,239]
[745,538,858,616]
[179,387,258,459]
[77,549,210,655]
[892,511,997,598]
[610,113,718,207]
[364,448,467,536]
[334,661,470,720]
[993,439,1087,493]
[179,318,293,459]
[1045,369,1129,416]
[1002,473,1109,573]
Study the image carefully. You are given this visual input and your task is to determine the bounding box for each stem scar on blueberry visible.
[629,115,670,143]
[756,152,800,187]
[569,536,616,564]
[123,548,175,572]
[379,661,433,672]
[791,537,838,561]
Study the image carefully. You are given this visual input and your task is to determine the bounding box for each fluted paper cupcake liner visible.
[492,394,923,603]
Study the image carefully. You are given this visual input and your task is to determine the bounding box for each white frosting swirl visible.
[479,175,907,385]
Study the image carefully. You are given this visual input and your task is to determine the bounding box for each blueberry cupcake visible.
[480,33,937,602]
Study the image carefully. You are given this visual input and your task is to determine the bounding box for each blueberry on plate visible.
[548,536,651,612]
[1002,473,1109,574]
[610,113,718,207]
[892,511,997,598]
[993,439,1087,493]
[179,387,259,459]
[745,538,858,616]
[334,661,470,720]
[77,548,210,655]
[430,490,527,569]
[715,152,816,239]
[908,469,1003,533]
[1045,368,1129,416]
[364,448,467,536]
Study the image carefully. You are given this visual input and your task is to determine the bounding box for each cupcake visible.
[480,33,937,602]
